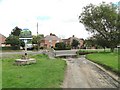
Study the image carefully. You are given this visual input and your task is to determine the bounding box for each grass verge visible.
[86,52,119,75]
[2,54,66,88]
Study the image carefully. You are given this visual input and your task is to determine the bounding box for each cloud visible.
[37,16,51,21]
[0,0,119,39]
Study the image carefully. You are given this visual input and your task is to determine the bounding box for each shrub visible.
[55,42,66,50]
[54,42,71,50]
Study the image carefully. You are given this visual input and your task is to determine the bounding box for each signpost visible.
[118,45,120,80]
[15,28,36,65]
[19,28,32,56]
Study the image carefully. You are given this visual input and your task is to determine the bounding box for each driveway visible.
[62,55,119,88]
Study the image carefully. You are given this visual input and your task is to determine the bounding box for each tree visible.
[5,35,20,49]
[55,42,66,50]
[5,26,24,49]
[32,34,44,50]
[79,2,120,52]
[32,34,44,44]
[84,38,96,48]
[11,26,22,36]
[71,39,79,49]
[93,34,109,51]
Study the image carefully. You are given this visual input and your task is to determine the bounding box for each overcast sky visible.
[0,0,119,39]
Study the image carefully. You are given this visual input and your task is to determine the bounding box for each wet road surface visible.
[62,56,119,88]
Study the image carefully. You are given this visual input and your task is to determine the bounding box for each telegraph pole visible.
[37,22,38,35]
[37,22,39,51]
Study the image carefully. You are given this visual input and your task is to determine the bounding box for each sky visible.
[0,0,119,39]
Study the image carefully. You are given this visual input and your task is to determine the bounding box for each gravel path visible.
[62,55,119,88]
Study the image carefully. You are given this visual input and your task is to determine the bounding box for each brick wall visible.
[0,34,6,47]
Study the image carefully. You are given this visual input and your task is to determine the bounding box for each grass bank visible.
[77,49,111,55]
[2,54,66,88]
[86,52,119,75]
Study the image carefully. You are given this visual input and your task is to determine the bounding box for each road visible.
[62,55,119,88]
[1,50,44,58]
[54,50,78,57]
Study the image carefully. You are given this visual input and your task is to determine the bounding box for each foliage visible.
[93,34,109,49]
[5,26,26,50]
[2,47,12,50]
[32,34,44,44]
[55,42,66,50]
[54,42,71,50]
[66,44,72,50]
[84,38,96,48]
[11,26,22,36]
[32,34,44,50]
[20,40,25,48]
[85,35,108,49]
[79,2,120,52]
[71,39,80,49]
[5,35,20,49]
[2,54,66,88]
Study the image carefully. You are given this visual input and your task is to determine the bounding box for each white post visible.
[24,39,27,55]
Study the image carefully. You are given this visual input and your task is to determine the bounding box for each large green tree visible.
[5,35,20,49]
[11,26,22,36]
[5,26,24,49]
[79,2,120,52]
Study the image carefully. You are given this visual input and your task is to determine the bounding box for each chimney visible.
[72,35,75,37]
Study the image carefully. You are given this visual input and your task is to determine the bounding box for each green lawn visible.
[0,60,2,89]
[79,49,111,53]
[86,52,119,75]
[2,54,66,88]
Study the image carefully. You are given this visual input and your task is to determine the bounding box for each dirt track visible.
[62,56,119,88]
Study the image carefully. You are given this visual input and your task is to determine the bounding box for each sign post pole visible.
[15,29,36,65]
[24,39,27,56]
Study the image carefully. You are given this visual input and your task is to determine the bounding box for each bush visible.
[55,42,66,50]
[33,45,38,50]
[54,43,71,50]
[66,45,71,50]
[2,47,12,50]
[11,46,20,50]
[2,46,20,50]
[40,47,44,49]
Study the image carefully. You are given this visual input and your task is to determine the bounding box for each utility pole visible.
[37,22,39,51]
[37,22,38,35]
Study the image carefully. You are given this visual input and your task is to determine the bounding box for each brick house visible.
[0,33,6,47]
[40,33,63,48]
[62,35,84,49]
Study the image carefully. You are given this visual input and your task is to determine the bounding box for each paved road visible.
[1,50,44,58]
[62,56,119,88]
[1,50,44,54]
[54,50,78,57]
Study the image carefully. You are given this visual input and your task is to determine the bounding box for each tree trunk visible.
[110,47,114,52]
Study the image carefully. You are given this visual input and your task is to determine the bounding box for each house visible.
[40,33,63,48]
[62,35,84,49]
[0,33,6,47]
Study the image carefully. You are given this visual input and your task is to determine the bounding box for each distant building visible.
[40,33,63,48]
[62,35,84,49]
[0,33,6,47]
